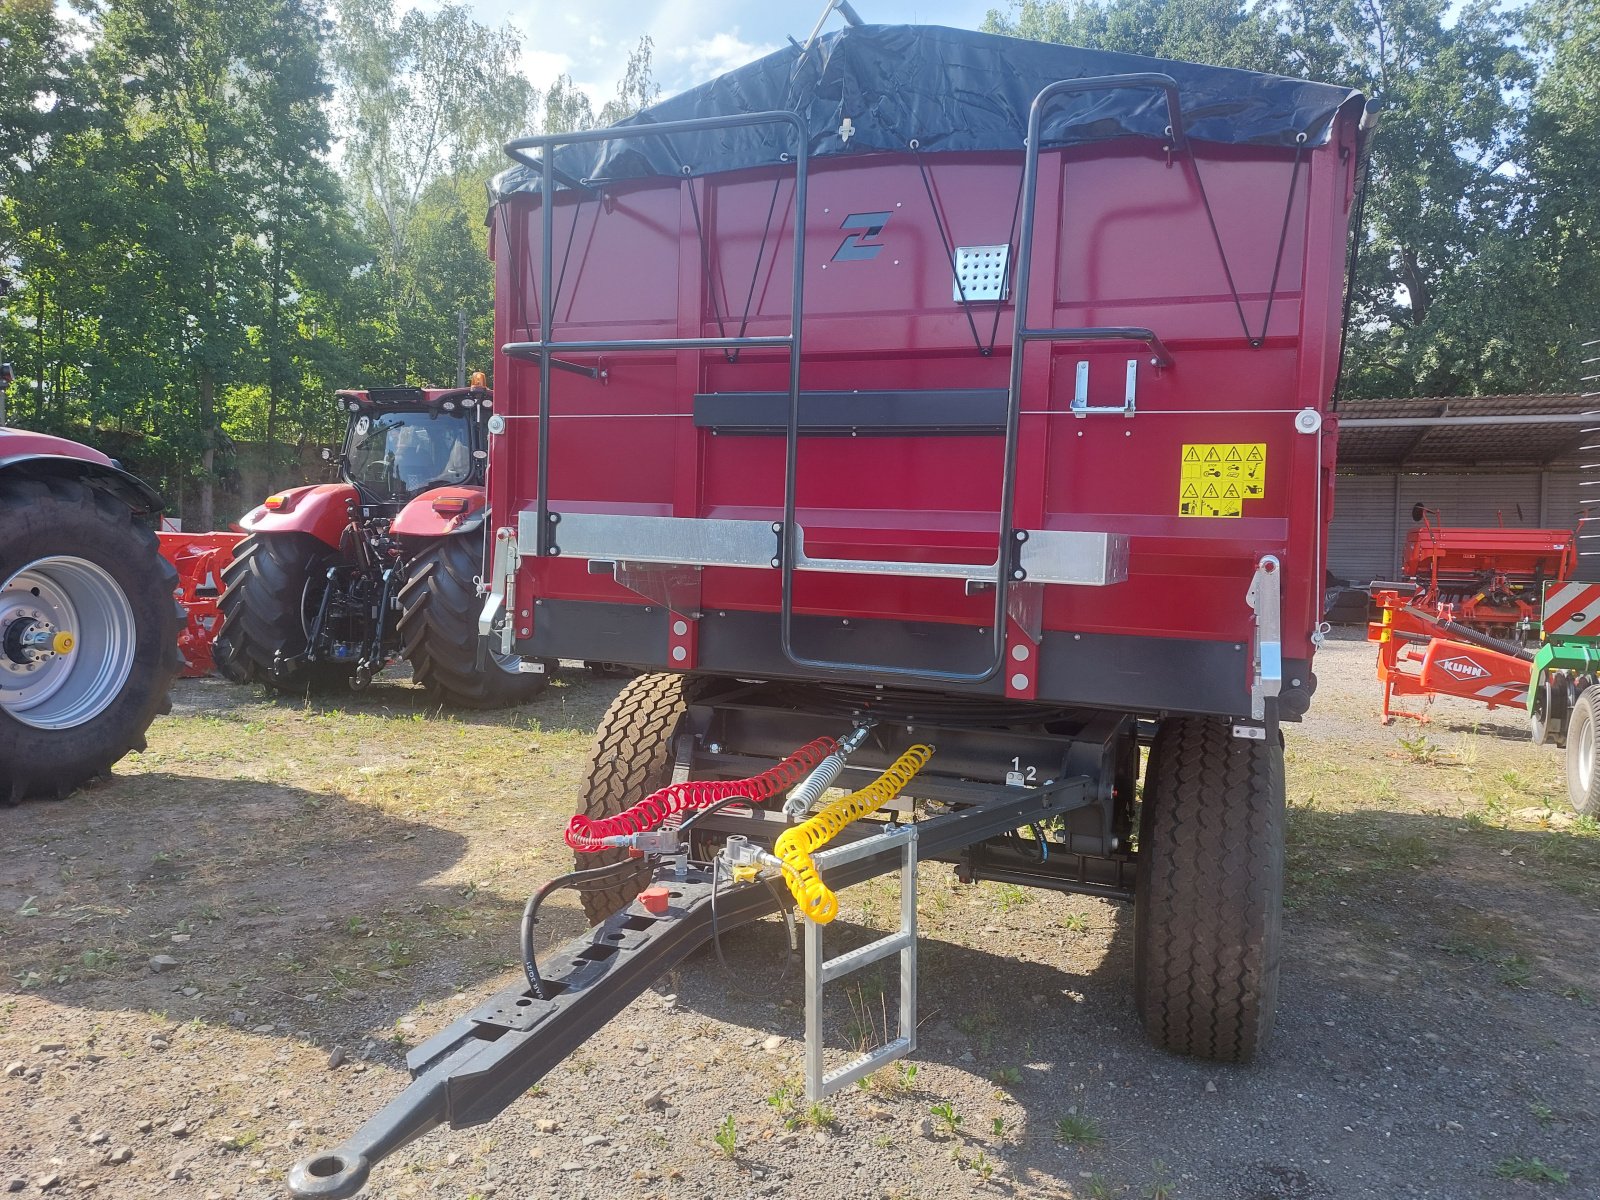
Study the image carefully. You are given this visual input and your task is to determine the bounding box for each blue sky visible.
[441,1,1000,110]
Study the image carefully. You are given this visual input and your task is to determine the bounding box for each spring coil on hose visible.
[774,744,934,924]
[566,736,838,851]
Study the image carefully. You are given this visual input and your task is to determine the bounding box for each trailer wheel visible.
[573,673,697,924]
[396,535,550,709]
[213,533,353,693]
[1133,715,1284,1062]
[1564,689,1600,816]
[0,476,180,803]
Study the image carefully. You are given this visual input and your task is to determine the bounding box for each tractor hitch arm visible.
[287,776,1090,1198]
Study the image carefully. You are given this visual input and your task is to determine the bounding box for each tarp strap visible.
[986,169,1027,358]
[1189,141,1305,349]
[914,149,990,357]
[687,175,787,365]
[731,177,786,358]
[551,196,590,326]
[686,179,733,359]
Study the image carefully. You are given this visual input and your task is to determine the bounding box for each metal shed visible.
[1329,394,1591,584]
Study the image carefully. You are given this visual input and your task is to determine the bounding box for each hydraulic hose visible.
[775,744,934,924]
[520,858,649,999]
[565,736,838,851]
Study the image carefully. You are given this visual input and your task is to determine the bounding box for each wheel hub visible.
[0,556,133,730]
[2,612,76,668]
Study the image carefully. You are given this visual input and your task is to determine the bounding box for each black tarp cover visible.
[491,24,1362,200]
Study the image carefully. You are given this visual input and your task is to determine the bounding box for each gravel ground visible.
[1,635,1597,1200]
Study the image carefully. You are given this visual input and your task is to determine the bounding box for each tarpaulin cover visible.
[491,23,1361,201]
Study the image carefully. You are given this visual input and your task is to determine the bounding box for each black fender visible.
[0,453,167,517]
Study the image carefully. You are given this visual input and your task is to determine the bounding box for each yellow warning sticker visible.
[1179,443,1266,517]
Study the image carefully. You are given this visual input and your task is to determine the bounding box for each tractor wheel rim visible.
[489,646,522,675]
[0,556,136,731]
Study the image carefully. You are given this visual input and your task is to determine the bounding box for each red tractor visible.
[0,425,181,803]
[213,382,550,708]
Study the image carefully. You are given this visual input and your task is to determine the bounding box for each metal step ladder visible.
[803,823,918,1100]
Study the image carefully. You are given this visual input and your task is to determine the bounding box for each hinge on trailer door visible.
[1244,555,1282,722]
[479,526,521,656]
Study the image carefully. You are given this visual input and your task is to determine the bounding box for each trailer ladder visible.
[803,822,918,1099]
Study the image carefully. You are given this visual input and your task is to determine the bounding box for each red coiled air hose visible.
[565,736,838,851]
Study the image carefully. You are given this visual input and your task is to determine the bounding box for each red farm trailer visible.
[291,19,1366,1195]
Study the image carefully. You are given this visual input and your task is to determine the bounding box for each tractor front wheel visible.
[0,476,180,803]
[572,673,697,924]
[1564,689,1600,816]
[396,535,550,709]
[1133,715,1285,1062]
[214,533,353,693]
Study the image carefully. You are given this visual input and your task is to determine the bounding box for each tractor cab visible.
[334,386,490,507]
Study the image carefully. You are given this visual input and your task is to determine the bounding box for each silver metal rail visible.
[804,823,918,1100]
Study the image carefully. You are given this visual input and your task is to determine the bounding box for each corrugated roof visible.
[1336,394,1596,468]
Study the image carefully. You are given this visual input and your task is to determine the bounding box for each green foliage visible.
[985,0,1594,398]
[1493,1156,1568,1183]
[0,1,656,520]
[929,1100,963,1135]
[713,1113,737,1158]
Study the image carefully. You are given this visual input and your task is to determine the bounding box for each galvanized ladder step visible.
[804,823,918,1101]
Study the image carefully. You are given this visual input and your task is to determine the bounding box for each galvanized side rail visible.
[285,777,1091,1199]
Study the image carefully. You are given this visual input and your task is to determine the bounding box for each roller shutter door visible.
[1328,474,1398,583]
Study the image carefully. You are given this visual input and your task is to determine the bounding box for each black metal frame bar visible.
[286,776,1092,1199]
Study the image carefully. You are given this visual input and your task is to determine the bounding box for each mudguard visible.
[0,429,166,515]
[390,485,487,539]
[239,483,357,549]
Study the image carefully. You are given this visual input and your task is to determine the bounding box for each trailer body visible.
[484,26,1363,721]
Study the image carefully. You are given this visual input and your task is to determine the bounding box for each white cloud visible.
[668,29,778,81]
[517,46,575,90]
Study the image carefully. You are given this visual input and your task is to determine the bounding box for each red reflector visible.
[263,494,289,512]
[431,496,471,517]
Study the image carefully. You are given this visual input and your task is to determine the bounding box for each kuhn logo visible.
[832,211,892,261]
[1438,655,1489,680]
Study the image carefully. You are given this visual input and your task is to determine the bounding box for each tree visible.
[984,0,1550,399]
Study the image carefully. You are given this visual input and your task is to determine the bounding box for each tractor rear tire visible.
[213,533,353,693]
[573,673,698,925]
[1133,715,1285,1062]
[396,535,549,709]
[1564,689,1600,816]
[0,476,180,803]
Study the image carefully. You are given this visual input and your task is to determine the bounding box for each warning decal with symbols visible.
[1178,443,1267,517]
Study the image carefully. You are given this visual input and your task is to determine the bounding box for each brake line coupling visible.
[718,833,782,884]
[782,723,873,818]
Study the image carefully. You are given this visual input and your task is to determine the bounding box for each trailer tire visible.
[213,533,353,693]
[573,673,697,925]
[1133,715,1284,1062]
[0,476,180,803]
[397,535,550,709]
[1564,689,1600,816]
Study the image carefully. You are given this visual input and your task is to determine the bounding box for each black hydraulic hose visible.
[675,792,761,838]
[520,859,650,999]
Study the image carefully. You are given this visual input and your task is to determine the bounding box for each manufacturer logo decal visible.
[1438,655,1489,680]
[832,211,892,261]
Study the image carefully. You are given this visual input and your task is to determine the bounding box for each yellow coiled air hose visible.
[774,744,934,924]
